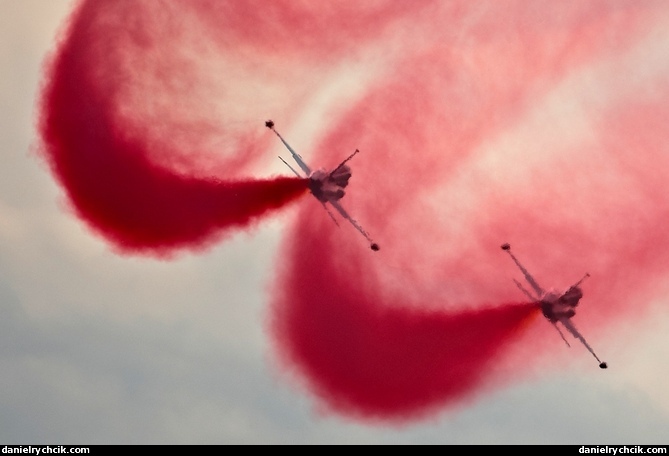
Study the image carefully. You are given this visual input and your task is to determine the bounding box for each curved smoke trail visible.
[38,0,308,256]
[270,1,669,420]
[38,1,669,422]
[271,213,539,421]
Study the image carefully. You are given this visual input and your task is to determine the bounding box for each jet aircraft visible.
[266,120,379,251]
[501,243,607,369]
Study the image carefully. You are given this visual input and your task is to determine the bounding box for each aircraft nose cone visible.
[599,362,608,369]
[371,243,380,251]
[501,243,510,250]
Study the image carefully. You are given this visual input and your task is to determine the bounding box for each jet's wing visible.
[559,318,607,368]
[506,250,544,298]
[329,200,379,251]
[271,130,311,175]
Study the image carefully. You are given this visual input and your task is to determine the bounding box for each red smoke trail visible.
[272,214,538,420]
[39,1,669,421]
[270,1,669,421]
[37,1,308,256]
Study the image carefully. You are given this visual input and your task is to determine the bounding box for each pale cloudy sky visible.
[0,0,667,444]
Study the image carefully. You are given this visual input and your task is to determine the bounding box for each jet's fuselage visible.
[539,286,583,322]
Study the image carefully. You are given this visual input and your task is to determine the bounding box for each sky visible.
[1,0,668,444]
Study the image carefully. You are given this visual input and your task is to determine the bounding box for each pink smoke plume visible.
[39,1,669,421]
[271,213,539,420]
[270,0,669,420]
[38,0,308,256]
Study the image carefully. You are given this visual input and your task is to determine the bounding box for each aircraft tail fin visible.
[329,149,359,181]
[329,165,352,189]
[571,272,591,288]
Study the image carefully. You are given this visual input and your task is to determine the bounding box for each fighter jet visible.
[501,243,607,369]
[266,120,379,251]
